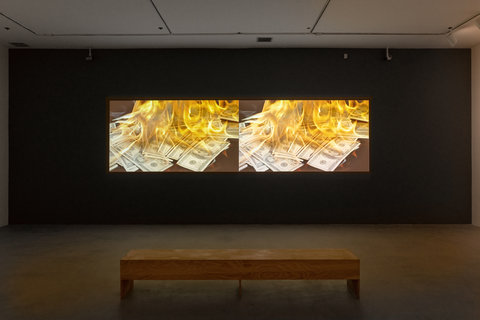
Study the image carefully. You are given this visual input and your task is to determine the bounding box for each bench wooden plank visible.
[122,249,358,260]
[120,249,360,299]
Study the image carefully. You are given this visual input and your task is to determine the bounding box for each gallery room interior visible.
[1,0,480,319]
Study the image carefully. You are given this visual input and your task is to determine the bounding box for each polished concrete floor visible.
[0,224,480,320]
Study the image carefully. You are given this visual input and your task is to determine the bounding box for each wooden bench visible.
[120,249,360,299]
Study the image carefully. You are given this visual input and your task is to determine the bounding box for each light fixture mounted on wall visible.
[385,48,392,61]
[85,48,93,61]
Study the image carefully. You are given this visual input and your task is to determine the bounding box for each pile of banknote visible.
[239,130,362,172]
[239,121,368,172]
[109,121,238,172]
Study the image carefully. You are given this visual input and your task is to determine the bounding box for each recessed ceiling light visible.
[4,27,10,30]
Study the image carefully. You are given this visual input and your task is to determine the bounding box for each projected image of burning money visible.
[239,100,369,172]
[109,100,239,172]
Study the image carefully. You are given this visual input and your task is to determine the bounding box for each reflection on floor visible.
[1,224,480,320]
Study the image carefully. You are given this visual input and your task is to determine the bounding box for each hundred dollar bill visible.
[109,148,120,168]
[177,138,230,172]
[239,149,248,167]
[167,142,191,160]
[288,136,306,156]
[272,141,302,161]
[307,138,360,171]
[122,158,139,172]
[353,121,369,139]
[297,136,330,160]
[347,101,369,122]
[218,101,239,122]
[242,138,303,172]
[109,122,117,133]
[115,142,173,172]
[143,142,173,161]
[258,154,303,172]
[240,146,267,171]
[157,139,174,157]
[130,152,173,172]
[225,121,239,139]
[161,133,196,160]
[240,138,272,171]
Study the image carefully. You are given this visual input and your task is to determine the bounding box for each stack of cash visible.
[109,119,238,172]
[239,127,362,172]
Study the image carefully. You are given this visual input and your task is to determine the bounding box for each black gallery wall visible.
[9,48,471,224]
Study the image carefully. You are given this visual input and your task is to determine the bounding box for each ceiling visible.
[0,0,479,49]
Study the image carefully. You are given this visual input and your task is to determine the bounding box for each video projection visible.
[109,99,369,172]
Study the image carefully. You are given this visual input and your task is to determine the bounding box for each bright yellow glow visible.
[241,100,368,153]
[239,100,369,172]
[109,100,238,172]
[114,100,238,149]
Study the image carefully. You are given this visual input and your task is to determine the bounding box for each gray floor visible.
[1,224,480,320]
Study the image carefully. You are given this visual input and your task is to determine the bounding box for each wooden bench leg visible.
[347,279,360,299]
[121,280,134,299]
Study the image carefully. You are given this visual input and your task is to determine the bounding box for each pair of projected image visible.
[109,99,369,172]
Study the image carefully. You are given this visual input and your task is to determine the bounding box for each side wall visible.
[0,47,7,226]
[473,44,480,226]
[9,49,471,224]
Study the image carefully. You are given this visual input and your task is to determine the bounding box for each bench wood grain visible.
[120,249,360,299]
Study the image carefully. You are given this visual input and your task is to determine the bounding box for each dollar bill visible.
[258,154,303,172]
[109,148,120,168]
[131,152,173,172]
[116,141,173,172]
[122,158,139,172]
[347,101,369,122]
[177,138,230,172]
[297,136,330,160]
[353,121,369,139]
[167,142,190,161]
[218,101,239,122]
[225,121,239,139]
[272,141,302,161]
[307,138,360,171]
[157,140,174,157]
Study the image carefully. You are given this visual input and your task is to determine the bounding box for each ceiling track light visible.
[474,17,480,30]
[443,13,480,47]
[446,32,457,47]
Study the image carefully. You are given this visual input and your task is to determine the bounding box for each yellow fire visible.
[112,100,239,151]
[241,99,369,152]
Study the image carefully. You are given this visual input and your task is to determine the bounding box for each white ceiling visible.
[0,0,479,48]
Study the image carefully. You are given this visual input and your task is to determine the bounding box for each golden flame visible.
[241,99,369,154]
[112,100,239,152]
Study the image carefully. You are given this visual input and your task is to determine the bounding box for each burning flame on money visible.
[114,100,238,149]
[110,100,239,172]
[239,100,369,172]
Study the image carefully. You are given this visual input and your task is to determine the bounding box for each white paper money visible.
[307,138,360,171]
[177,138,230,172]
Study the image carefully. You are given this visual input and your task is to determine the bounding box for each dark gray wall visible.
[9,48,471,223]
